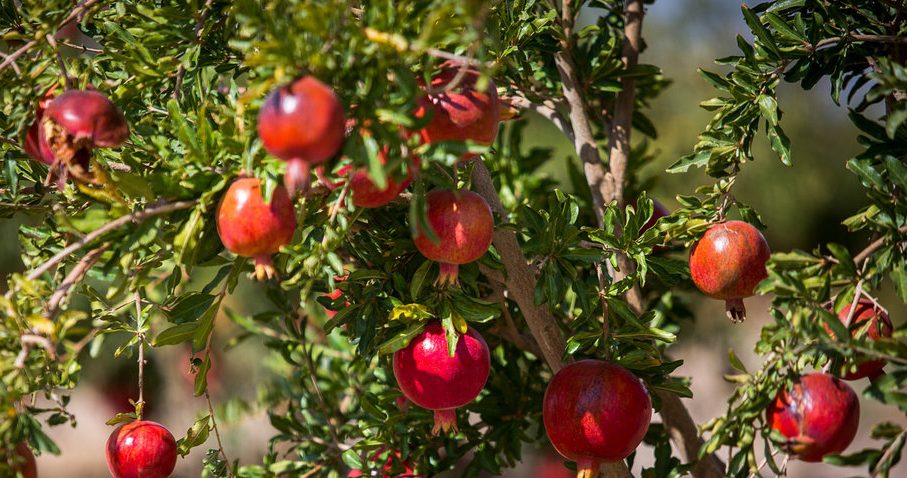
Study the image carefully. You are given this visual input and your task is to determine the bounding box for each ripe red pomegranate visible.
[393,321,490,434]
[24,91,56,166]
[415,61,500,158]
[765,373,859,462]
[412,189,494,285]
[689,220,770,323]
[347,450,419,477]
[106,421,177,478]
[258,76,345,195]
[543,360,652,477]
[824,298,894,381]
[41,89,129,185]
[344,162,414,209]
[6,442,37,478]
[216,178,297,281]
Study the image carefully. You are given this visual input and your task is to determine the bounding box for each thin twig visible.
[812,33,907,51]
[44,243,109,320]
[135,290,146,419]
[0,0,102,72]
[500,93,574,144]
[23,199,197,282]
[298,315,344,455]
[173,0,214,100]
[853,225,907,264]
[15,335,57,368]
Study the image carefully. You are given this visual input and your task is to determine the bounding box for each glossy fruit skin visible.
[216,178,297,280]
[543,360,652,476]
[393,321,490,434]
[258,77,345,195]
[10,442,37,478]
[689,220,770,322]
[106,421,177,478]
[766,373,860,462]
[415,61,500,158]
[347,450,419,477]
[348,167,411,208]
[825,298,894,380]
[412,189,494,285]
[44,89,129,147]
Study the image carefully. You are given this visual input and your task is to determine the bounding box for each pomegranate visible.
[258,76,345,195]
[5,442,37,478]
[347,449,419,477]
[689,220,770,323]
[412,189,494,285]
[344,163,413,209]
[765,373,859,462]
[216,178,297,281]
[24,92,56,166]
[415,61,500,158]
[535,450,573,478]
[106,420,177,478]
[41,89,129,185]
[393,321,490,434]
[824,298,894,381]
[543,360,652,478]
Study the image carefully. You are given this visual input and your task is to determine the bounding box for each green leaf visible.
[377,322,425,355]
[410,260,433,299]
[757,95,778,126]
[667,151,710,173]
[177,415,211,457]
[728,349,748,373]
[153,322,199,347]
[766,124,791,166]
[164,292,216,324]
[741,5,780,58]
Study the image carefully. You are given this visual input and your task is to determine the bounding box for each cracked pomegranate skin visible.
[415,61,500,156]
[105,421,177,478]
[689,220,770,300]
[216,178,297,258]
[43,89,129,147]
[393,321,490,431]
[258,76,345,165]
[825,298,894,380]
[413,189,493,266]
[24,94,56,165]
[765,373,859,462]
[543,360,652,471]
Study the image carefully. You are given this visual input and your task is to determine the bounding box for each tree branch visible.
[24,200,197,282]
[812,33,907,51]
[854,225,907,265]
[44,243,109,320]
[0,0,102,72]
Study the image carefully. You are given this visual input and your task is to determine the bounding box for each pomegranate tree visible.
[393,321,490,434]
[765,372,859,462]
[415,61,500,158]
[412,189,494,285]
[258,76,345,195]
[216,177,297,280]
[105,420,177,478]
[543,360,652,478]
[825,298,894,381]
[689,220,770,322]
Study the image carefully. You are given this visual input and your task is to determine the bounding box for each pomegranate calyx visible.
[432,409,459,435]
[725,298,747,323]
[285,158,311,196]
[575,459,602,478]
[436,262,460,287]
[254,255,278,281]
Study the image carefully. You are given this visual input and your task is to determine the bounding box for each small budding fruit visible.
[543,360,652,478]
[689,220,770,323]
[258,76,345,196]
[393,321,490,434]
[413,189,494,285]
[766,373,860,462]
[825,298,894,381]
[347,449,419,478]
[415,61,500,158]
[106,420,177,478]
[216,178,297,281]
[41,89,129,185]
